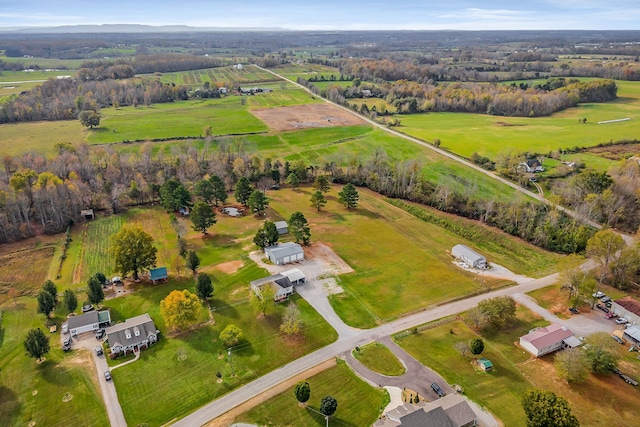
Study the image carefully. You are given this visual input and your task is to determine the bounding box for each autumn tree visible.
[160,289,201,331]
[521,389,579,427]
[586,229,624,290]
[87,275,105,306]
[289,211,311,245]
[110,227,158,280]
[583,332,620,373]
[555,349,590,383]
[253,220,279,248]
[247,190,269,216]
[477,296,516,328]
[465,307,488,330]
[252,284,275,316]
[310,190,327,211]
[234,177,253,206]
[63,289,78,313]
[79,110,100,129]
[23,328,50,362]
[186,250,200,275]
[36,290,56,318]
[280,303,302,335]
[196,273,214,301]
[559,254,595,305]
[338,183,359,209]
[320,395,338,418]
[294,381,311,404]
[313,175,331,193]
[220,324,243,347]
[470,338,484,356]
[191,200,217,234]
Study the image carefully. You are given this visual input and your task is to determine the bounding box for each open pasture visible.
[148,66,279,86]
[349,96,397,113]
[397,80,640,159]
[0,120,86,156]
[271,63,343,81]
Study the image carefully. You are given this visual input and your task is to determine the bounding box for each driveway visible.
[64,331,127,427]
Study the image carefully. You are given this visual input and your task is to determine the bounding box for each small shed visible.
[80,209,95,220]
[274,221,288,235]
[150,267,168,284]
[264,242,304,265]
[451,244,487,269]
[477,358,493,372]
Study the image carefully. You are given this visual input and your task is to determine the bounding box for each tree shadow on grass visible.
[37,359,63,385]
[0,386,20,424]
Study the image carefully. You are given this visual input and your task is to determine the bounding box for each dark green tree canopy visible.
[195,272,214,301]
[159,179,192,212]
[42,280,58,303]
[87,274,105,305]
[110,227,158,280]
[584,332,620,373]
[522,389,579,427]
[289,211,311,245]
[247,190,269,216]
[186,250,201,275]
[338,183,359,209]
[313,175,331,193]
[79,110,100,128]
[36,290,56,317]
[253,220,279,248]
[190,200,217,234]
[470,338,484,356]
[23,328,50,362]
[310,190,327,211]
[294,381,311,403]
[320,395,338,417]
[209,175,228,206]
[63,289,78,313]
[234,177,253,206]
[194,179,215,204]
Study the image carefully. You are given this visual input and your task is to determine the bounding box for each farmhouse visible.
[518,159,544,173]
[451,244,487,269]
[106,313,159,356]
[375,394,478,427]
[250,269,306,302]
[150,267,168,284]
[264,242,304,265]
[519,323,579,357]
[610,296,640,325]
[66,310,111,336]
[274,220,288,235]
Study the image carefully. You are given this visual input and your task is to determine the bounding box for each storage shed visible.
[264,242,304,265]
[274,221,288,235]
[149,267,168,284]
[451,244,487,269]
[477,358,493,372]
[611,296,640,325]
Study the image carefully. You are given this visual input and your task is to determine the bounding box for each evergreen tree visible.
[23,328,50,362]
[310,190,327,211]
[190,201,217,234]
[320,396,338,417]
[36,290,56,317]
[338,183,359,209]
[289,212,311,245]
[63,289,78,313]
[194,179,215,204]
[294,381,311,404]
[186,250,201,275]
[285,172,300,188]
[248,190,269,216]
[253,220,279,248]
[470,338,485,356]
[42,280,58,303]
[195,273,214,301]
[313,175,331,192]
[87,275,105,305]
[522,389,579,427]
[209,175,228,206]
[234,177,253,206]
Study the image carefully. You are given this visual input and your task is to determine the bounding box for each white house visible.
[519,323,578,357]
[518,159,544,173]
[264,242,304,265]
[66,310,111,335]
[451,244,487,269]
[610,297,640,326]
[250,269,306,302]
[106,313,159,356]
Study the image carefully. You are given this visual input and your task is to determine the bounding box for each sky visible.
[0,0,639,30]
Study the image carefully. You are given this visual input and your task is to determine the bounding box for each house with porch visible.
[106,313,159,356]
[250,269,306,302]
[519,323,580,357]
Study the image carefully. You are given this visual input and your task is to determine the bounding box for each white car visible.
[61,323,69,334]
[615,318,629,324]
[593,291,605,298]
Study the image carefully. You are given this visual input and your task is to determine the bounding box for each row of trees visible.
[294,381,338,418]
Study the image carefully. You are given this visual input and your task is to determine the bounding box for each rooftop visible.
[521,323,574,350]
[614,296,640,317]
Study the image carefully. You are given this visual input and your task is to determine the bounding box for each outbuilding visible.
[610,296,640,326]
[451,244,487,269]
[477,358,493,372]
[150,267,168,284]
[274,220,288,235]
[264,242,304,265]
[66,310,111,336]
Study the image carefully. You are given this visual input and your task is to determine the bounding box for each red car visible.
[605,312,617,319]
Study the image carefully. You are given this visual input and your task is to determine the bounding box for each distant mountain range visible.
[0,24,287,34]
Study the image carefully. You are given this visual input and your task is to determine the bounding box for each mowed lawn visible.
[268,187,556,326]
[353,342,405,376]
[395,307,549,427]
[234,361,389,427]
[397,79,640,159]
[0,298,108,427]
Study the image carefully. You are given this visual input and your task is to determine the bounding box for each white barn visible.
[451,244,487,269]
[264,242,304,265]
[66,310,111,336]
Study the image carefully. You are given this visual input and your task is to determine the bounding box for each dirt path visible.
[203,358,336,427]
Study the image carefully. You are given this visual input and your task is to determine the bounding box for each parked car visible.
[63,336,71,351]
[612,335,624,344]
[95,329,105,340]
[593,291,605,298]
[431,382,446,398]
[601,296,612,303]
[605,312,617,319]
[595,303,609,313]
[104,370,112,381]
[61,323,69,334]
[81,303,94,313]
[569,307,579,314]
[616,318,629,324]
[95,346,103,356]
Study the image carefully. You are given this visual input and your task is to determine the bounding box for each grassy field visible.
[349,97,397,113]
[271,63,344,81]
[0,120,86,156]
[0,298,108,427]
[395,308,549,427]
[353,342,405,376]
[148,66,280,86]
[268,186,559,327]
[234,360,389,426]
[397,80,640,159]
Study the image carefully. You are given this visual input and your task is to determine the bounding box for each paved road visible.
[172,271,561,426]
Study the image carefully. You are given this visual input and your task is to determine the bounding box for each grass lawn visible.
[0,298,108,427]
[0,120,86,156]
[353,342,405,376]
[395,305,549,427]
[268,187,556,327]
[234,360,389,427]
[396,80,640,159]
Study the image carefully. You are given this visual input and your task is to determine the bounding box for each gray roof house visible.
[264,242,304,265]
[451,244,487,269]
[375,395,478,427]
[66,310,111,335]
[106,313,159,356]
[274,220,288,235]
[250,268,306,302]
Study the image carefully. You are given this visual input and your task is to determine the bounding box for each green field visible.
[235,361,388,426]
[271,63,344,81]
[353,342,405,376]
[397,80,640,159]
[0,120,86,156]
[147,66,279,86]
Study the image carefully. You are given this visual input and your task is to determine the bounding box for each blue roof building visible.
[150,267,168,284]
